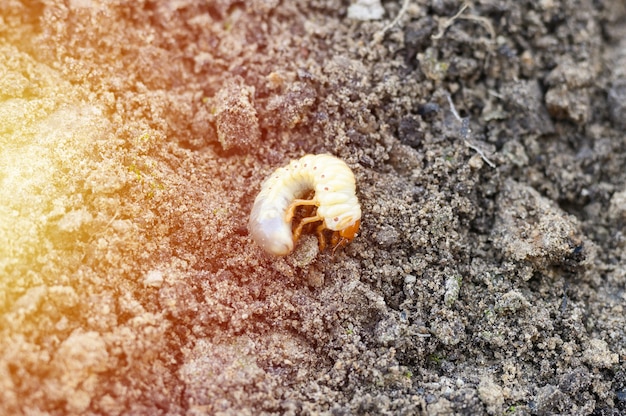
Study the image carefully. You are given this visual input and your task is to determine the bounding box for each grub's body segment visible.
[248,154,361,256]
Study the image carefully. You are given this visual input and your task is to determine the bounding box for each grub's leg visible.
[285,198,319,223]
[331,232,347,255]
[316,224,328,251]
[292,214,323,243]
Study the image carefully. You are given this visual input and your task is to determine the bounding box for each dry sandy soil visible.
[0,0,625,415]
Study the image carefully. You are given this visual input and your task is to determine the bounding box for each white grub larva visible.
[248,154,361,256]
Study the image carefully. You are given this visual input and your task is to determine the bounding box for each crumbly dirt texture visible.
[1,1,625,415]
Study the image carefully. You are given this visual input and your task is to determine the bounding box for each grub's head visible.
[330,219,361,254]
[339,219,360,241]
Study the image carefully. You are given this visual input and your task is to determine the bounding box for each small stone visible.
[608,188,626,221]
[143,270,164,288]
[582,339,618,368]
[375,225,400,247]
[545,85,590,124]
[478,377,504,415]
[347,0,385,21]
[608,81,626,129]
[495,290,530,314]
[443,275,461,308]
[57,209,93,232]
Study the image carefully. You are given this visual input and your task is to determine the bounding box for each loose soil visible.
[0,1,625,415]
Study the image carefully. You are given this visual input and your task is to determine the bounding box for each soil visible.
[0,0,625,415]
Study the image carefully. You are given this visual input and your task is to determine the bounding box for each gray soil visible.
[0,0,625,415]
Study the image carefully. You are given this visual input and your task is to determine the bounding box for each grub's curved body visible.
[248,154,361,256]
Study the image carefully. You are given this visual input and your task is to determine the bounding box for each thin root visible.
[371,0,411,45]
[432,2,495,41]
[445,93,496,168]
